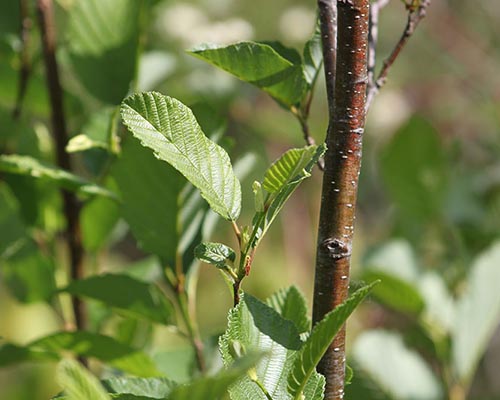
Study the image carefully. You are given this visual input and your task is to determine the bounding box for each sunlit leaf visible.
[121,92,241,221]
[288,283,376,399]
[189,42,307,108]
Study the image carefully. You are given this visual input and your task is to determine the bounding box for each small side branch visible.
[36,0,86,336]
[12,0,33,120]
[365,0,432,112]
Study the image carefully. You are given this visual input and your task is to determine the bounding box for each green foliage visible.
[30,331,161,377]
[120,92,241,221]
[66,0,142,104]
[219,292,322,400]
[56,359,111,400]
[0,154,116,199]
[194,242,236,269]
[266,286,310,334]
[189,42,308,108]
[288,283,377,399]
[352,330,443,400]
[380,117,447,219]
[62,274,175,325]
[452,241,500,384]
[250,145,326,249]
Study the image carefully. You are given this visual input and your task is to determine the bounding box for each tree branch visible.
[12,0,33,120]
[313,0,369,399]
[365,0,432,111]
[36,0,86,335]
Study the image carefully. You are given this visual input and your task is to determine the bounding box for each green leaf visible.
[263,146,320,193]
[252,144,326,248]
[167,353,262,400]
[0,185,56,303]
[189,42,308,108]
[380,117,447,220]
[0,155,116,199]
[452,241,500,384]
[0,343,57,367]
[418,272,455,334]
[266,286,310,334]
[62,274,174,325]
[120,92,241,221]
[194,242,236,269]
[57,359,111,400]
[302,23,323,88]
[31,331,161,377]
[288,282,377,399]
[220,293,322,400]
[361,269,425,314]
[352,330,442,400]
[2,240,57,303]
[102,377,175,398]
[66,0,142,104]
[112,137,184,262]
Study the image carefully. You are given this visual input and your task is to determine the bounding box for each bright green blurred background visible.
[1,0,500,399]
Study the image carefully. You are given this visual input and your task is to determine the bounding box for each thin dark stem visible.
[12,0,33,120]
[313,0,369,399]
[365,0,432,111]
[36,0,86,337]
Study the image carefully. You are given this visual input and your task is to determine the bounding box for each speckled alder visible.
[0,0,433,398]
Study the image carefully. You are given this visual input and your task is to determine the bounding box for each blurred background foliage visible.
[1,0,500,399]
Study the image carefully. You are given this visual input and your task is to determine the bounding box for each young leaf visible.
[167,353,262,400]
[352,330,443,399]
[61,273,174,325]
[120,92,241,221]
[287,282,377,399]
[220,292,322,400]
[30,331,161,377]
[0,155,116,199]
[194,242,236,269]
[251,144,326,248]
[263,146,321,193]
[189,42,308,108]
[452,241,500,384]
[57,359,111,400]
[266,286,310,334]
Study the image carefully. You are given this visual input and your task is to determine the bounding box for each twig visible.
[36,0,87,338]
[365,0,432,111]
[367,0,390,98]
[12,0,33,120]
[313,0,369,399]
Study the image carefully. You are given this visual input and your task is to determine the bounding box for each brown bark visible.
[313,0,369,399]
[36,0,86,334]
